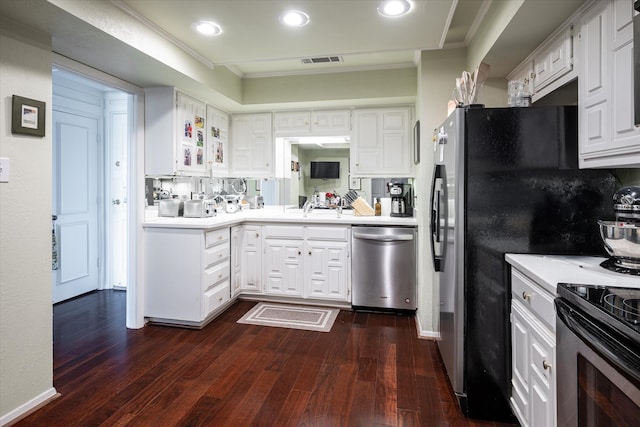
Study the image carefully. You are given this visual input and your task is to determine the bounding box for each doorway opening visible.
[52,68,132,304]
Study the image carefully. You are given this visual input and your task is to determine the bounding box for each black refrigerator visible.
[429,105,615,422]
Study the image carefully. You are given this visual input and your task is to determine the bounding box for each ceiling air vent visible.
[301,56,343,64]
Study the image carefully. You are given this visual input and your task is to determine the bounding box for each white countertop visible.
[506,254,640,295]
[143,207,418,230]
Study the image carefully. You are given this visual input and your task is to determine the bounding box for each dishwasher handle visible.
[353,232,414,242]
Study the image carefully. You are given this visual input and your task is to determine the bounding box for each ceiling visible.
[0,0,587,107]
[114,0,480,77]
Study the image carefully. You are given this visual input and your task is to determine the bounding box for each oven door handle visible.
[556,299,640,386]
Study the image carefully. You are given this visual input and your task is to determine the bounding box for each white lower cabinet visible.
[144,227,231,327]
[231,224,263,296]
[263,226,305,297]
[232,224,351,302]
[510,269,556,427]
[304,226,350,301]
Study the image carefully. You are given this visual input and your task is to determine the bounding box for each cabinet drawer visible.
[305,226,349,241]
[512,269,555,331]
[203,259,230,291]
[263,225,304,240]
[203,241,230,268]
[205,228,229,248]
[203,280,231,317]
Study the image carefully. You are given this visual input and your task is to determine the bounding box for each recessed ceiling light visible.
[192,21,222,36]
[377,0,412,18]
[281,10,309,27]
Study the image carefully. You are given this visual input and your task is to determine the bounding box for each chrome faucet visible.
[303,200,315,216]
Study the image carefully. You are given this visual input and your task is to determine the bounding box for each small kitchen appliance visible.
[598,186,640,274]
[388,182,413,217]
[183,199,216,218]
[158,199,184,217]
[245,195,264,209]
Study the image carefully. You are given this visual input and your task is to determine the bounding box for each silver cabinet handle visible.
[543,360,552,370]
[522,292,531,300]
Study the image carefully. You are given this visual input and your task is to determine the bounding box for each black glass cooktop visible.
[557,284,640,341]
[601,258,640,276]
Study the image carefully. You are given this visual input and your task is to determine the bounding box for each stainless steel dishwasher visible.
[351,226,417,312]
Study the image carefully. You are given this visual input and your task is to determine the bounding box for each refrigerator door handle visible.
[430,164,448,272]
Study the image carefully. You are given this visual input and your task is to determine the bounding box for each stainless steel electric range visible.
[556,274,640,426]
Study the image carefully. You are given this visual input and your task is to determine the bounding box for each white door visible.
[52,110,100,303]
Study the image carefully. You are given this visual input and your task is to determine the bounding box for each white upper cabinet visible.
[274,109,351,136]
[508,23,576,102]
[578,0,640,168]
[532,26,575,94]
[207,105,229,176]
[351,107,413,177]
[310,110,351,134]
[145,87,208,176]
[230,113,273,177]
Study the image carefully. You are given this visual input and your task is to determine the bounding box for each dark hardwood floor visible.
[15,290,517,427]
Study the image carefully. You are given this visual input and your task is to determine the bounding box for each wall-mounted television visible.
[310,161,340,179]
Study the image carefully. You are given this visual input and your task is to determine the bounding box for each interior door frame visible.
[54,54,146,329]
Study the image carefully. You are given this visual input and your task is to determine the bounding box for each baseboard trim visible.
[414,313,440,340]
[1,387,58,427]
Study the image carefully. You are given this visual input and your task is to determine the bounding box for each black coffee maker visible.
[387,182,413,217]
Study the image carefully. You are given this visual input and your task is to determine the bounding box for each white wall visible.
[414,48,466,336]
[0,25,56,423]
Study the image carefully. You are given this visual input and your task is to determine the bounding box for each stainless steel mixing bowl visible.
[598,220,640,267]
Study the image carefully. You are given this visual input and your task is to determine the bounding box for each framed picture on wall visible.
[11,95,46,137]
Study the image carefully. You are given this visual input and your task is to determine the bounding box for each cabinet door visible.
[532,27,574,93]
[352,108,412,176]
[176,92,207,174]
[231,113,273,177]
[274,111,310,134]
[231,225,243,297]
[264,239,304,296]
[511,301,531,427]
[241,225,263,293]
[304,240,349,301]
[579,0,640,167]
[508,60,535,96]
[609,0,640,161]
[529,321,555,427]
[207,105,229,175]
[579,1,610,156]
[311,110,351,133]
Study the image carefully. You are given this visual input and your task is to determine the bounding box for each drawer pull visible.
[308,251,312,255]
[218,297,223,302]
[298,251,301,255]
[522,291,531,300]
[542,360,552,370]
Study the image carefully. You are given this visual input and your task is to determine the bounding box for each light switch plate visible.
[0,157,10,182]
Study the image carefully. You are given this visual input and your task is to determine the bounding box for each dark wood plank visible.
[13,291,518,427]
